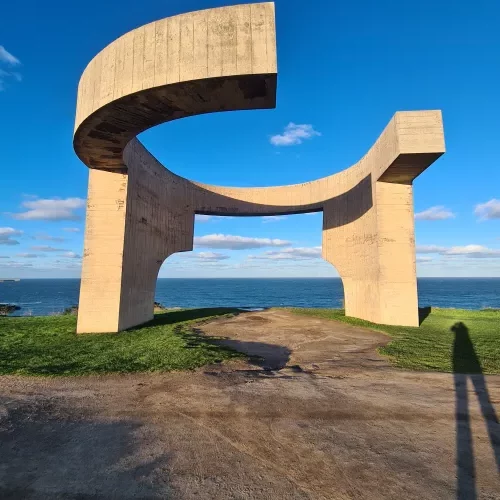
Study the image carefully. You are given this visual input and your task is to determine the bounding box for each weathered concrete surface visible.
[1,310,499,499]
[74,3,445,332]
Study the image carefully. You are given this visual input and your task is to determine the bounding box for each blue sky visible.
[0,0,499,279]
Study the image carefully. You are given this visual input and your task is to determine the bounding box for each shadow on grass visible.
[452,321,500,500]
[418,306,432,326]
[130,308,242,330]
[175,323,291,371]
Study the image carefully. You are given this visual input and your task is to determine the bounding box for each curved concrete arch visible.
[75,3,445,333]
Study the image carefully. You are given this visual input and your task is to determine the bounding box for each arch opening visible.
[154,212,345,311]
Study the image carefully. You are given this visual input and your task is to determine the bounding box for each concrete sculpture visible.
[74,2,445,333]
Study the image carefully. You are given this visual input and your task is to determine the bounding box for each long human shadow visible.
[452,322,500,500]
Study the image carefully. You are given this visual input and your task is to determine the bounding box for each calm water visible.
[1,278,499,317]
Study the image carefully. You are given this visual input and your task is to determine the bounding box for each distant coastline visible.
[1,277,499,317]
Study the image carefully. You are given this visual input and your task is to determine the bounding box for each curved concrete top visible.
[74,2,445,217]
[74,2,277,170]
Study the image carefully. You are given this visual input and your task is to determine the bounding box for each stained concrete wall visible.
[74,3,445,333]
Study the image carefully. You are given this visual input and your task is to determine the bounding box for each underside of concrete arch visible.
[74,3,445,333]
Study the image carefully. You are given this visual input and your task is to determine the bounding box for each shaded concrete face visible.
[74,2,445,333]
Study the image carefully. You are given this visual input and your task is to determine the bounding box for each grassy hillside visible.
[0,309,243,376]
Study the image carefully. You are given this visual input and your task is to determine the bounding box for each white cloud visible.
[250,246,322,261]
[63,227,80,233]
[194,252,230,262]
[0,260,33,268]
[270,123,321,146]
[195,214,212,222]
[60,251,81,259]
[11,197,86,221]
[16,253,43,258]
[0,46,21,91]
[193,234,291,250]
[0,227,23,246]
[415,206,455,220]
[33,233,65,242]
[262,216,287,223]
[31,245,68,253]
[0,256,10,259]
[416,256,433,263]
[417,244,500,259]
[195,215,236,223]
[445,245,500,258]
[0,46,20,65]
[416,245,447,254]
[475,199,500,221]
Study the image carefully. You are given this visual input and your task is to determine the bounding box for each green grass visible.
[290,308,500,374]
[0,308,244,376]
[3,306,500,377]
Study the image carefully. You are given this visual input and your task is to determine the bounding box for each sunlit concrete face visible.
[74,2,445,333]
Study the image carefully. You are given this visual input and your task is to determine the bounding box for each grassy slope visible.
[291,308,500,374]
[0,309,243,376]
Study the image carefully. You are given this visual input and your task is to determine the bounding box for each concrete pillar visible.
[77,168,129,333]
[77,141,195,334]
[375,181,419,326]
[322,178,419,327]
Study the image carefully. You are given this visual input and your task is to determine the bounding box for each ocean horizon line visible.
[2,276,500,281]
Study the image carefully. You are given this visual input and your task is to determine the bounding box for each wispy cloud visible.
[63,227,80,233]
[416,245,447,254]
[60,251,81,259]
[0,227,23,246]
[445,245,500,258]
[0,46,21,91]
[31,245,69,253]
[33,233,65,243]
[0,261,33,269]
[191,252,230,262]
[16,253,44,258]
[417,244,500,258]
[195,215,236,223]
[270,123,321,146]
[11,197,86,221]
[194,234,291,250]
[262,216,287,223]
[416,256,433,263]
[474,199,500,221]
[0,256,11,259]
[0,46,20,65]
[415,206,455,221]
[250,246,322,261]
[195,214,212,222]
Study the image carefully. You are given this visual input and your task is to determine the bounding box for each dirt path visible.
[197,309,391,372]
[1,309,499,499]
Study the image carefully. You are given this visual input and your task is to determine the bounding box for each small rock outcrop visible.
[0,304,21,316]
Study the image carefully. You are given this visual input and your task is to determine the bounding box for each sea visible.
[1,278,500,317]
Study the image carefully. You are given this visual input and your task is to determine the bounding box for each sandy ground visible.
[1,309,499,499]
